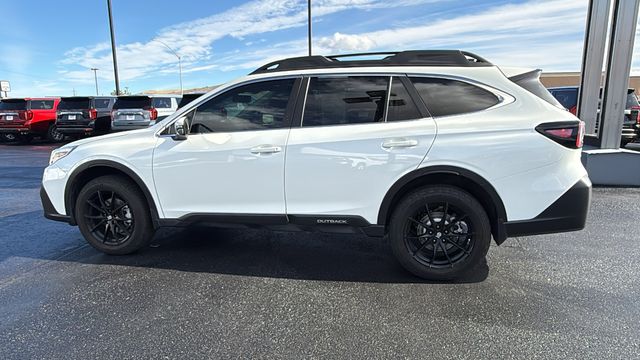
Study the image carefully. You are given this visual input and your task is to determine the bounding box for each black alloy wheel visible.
[403,202,473,269]
[83,190,134,246]
[76,175,153,254]
[389,185,491,281]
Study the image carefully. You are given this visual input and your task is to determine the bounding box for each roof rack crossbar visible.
[250,50,492,75]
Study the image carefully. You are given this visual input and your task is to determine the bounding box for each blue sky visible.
[1,0,639,97]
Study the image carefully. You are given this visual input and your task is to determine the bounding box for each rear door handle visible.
[250,145,282,154]
[382,138,418,148]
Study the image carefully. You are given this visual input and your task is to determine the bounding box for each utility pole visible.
[107,0,121,95]
[308,0,312,56]
[91,68,99,95]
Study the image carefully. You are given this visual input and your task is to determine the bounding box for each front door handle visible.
[382,138,418,149]
[250,145,282,154]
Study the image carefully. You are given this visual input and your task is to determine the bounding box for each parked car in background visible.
[56,96,116,138]
[0,98,62,143]
[111,96,157,131]
[149,95,180,121]
[548,86,640,145]
[177,93,205,109]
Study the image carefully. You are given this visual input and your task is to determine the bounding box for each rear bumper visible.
[0,127,30,134]
[40,187,72,224]
[57,126,95,134]
[502,176,592,238]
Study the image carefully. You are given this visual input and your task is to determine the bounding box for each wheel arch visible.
[378,166,508,244]
[64,160,160,228]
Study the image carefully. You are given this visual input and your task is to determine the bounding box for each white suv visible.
[41,51,591,280]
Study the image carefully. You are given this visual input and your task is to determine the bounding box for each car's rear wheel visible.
[389,185,491,281]
[47,124,65,143]
[76,175,154,255]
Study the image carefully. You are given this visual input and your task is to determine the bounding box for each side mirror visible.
[173,117,188,141]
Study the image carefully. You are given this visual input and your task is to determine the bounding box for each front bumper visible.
[40,187,72,224]
[503,176,592,238]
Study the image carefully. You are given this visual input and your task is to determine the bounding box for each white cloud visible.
[59,0,439,87]
[317,33,376,52]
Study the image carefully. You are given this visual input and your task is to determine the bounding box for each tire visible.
[388,185,491,281]
[46,124,65,143]
[76,175,154,255]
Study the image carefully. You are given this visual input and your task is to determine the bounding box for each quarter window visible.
[30,100,55,110]
[303,76,388,127]
[190,79,295,134]
[387,78,422,121]
[410,77,499,117]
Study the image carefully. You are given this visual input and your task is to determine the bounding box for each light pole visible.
[107,0,120,95]
[308,0,312,56]
[90,68,99,95]
[154,40,183,95]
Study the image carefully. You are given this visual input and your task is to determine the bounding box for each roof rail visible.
[250,50,492,74]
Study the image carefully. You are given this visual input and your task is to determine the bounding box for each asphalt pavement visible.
[0,143,639,359]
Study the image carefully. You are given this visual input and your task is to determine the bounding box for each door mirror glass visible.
[173,116,188,140]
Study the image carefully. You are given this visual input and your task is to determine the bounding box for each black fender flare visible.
[64,160,161,227]
[377,165,508,242]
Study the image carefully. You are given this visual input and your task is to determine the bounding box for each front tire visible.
[76,175,154,255]
[389,185,491,281]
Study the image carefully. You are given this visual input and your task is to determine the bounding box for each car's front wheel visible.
[76,175,154,255]
[389,185,491,281]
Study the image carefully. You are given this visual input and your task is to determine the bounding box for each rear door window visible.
[410,77,500,117]
[302,76,389,127]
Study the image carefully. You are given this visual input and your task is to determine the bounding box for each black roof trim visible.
[250,50,492,74]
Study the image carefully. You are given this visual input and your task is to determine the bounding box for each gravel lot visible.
[0,143,639,359]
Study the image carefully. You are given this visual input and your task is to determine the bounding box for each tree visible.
[110,87,131,95]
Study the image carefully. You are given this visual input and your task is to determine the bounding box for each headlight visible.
[49,146,77,165]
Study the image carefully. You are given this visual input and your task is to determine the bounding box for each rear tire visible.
[76,175,154,255]
[46,124,65,143]
[388,185,491,281]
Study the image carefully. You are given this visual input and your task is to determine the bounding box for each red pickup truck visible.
[0,97,63,143]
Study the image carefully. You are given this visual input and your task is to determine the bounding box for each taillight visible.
[149,108,158,120]
[19,110,33,121]
[89,109,97,120]
[536,121,584,149]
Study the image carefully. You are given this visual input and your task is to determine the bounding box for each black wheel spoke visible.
[412,237,432,257]
[89,219,106,232]
[424,204,436,227]
[444,236,470,254]
[110,191,116,211]
[103,222,110,243]
[112,202,128,214]
[97,191,107,209]
[437,239,454,268]
[429,241,437,268]
[84,214,103,219]
[87,200,103,212]
[408,217,431,230]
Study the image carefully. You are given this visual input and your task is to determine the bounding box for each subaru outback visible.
[41,50,591,281]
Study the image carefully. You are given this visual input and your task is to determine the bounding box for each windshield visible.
[113,97,152,110]
[0,100,27,111]
[58,97,91,110]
